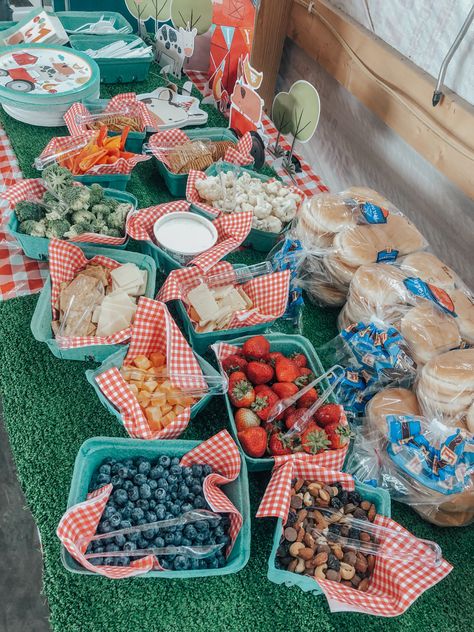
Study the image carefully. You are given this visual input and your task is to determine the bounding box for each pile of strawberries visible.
[222,335,350,458]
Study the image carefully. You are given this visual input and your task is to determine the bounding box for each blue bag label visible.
[403,277,456,316]
[360,202,388,224]
[376,249,399,263]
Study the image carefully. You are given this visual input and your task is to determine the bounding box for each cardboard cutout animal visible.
[155,23,197,78]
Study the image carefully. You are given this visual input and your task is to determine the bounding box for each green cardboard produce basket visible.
[217,333,330,472]
[70,34,153,84]
[73,172,131,191]
[203,162,290,253]
[82,98,147,154]
[267,481,391,595]
[7,188,136,261]
[155,128,238,198]
[30,246,157,362]
[85,346,221,427]
[61,436,251,577]
[0,21,16,31]
[56,11,133,35]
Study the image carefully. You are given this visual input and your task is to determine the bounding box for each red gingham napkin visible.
[127,200,252,273]
[214,342,349,469]
[148,129,254,169]
[49,239,133,348]
[95,298,205,440]
[157,263,291,329]
[64,92,159,135]
[39,134,149,176]
[56,430,243,579]
[4,178,132,246]
[257,462,452,616]
[186,169,305,219]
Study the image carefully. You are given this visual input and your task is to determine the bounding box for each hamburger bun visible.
[342,186,392,209]
[451,289,474,344]
[366,387,421,436]
[324,253,359,286]
[400,252,459,290]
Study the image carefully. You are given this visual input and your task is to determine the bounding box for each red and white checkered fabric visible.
[158,262,290,329]
[95,297,205,440]
[186,168,306,221]
[257,463,452,616]
[56,430,243,578]
[49,239,133,348]
[214,341,349,468]
[4,178,132,246]
[127,200,252,273]
[148,128,254,169]
[39,134,150,176]
[180,429,243,553]
[64,92,160,135]
[0,125,21,187]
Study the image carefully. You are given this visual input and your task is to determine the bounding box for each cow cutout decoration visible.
[155,23,198,78]
[229,54,264,137]
[137,85,208,130]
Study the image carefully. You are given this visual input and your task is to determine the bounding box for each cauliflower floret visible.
[241,202,254,213]
[45,219,71,239]
[272,197,298,223]
[264,180,281,196]
[259,215,283,233]
[196,178,222,202]
[18,219,46,237]
[254,195,272,219]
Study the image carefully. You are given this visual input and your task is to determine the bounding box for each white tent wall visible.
[277,0,474,287]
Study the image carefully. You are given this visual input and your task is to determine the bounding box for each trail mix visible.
[275,479,377,590]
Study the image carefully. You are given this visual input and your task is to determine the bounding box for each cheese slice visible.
[96,311,130,337]
[187,283,220,321]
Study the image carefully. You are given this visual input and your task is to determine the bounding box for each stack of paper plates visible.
[0,44,100,126]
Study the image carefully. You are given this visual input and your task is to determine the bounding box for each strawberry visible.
[292,352,307,368]
[268,432,293,456]
[314,403,343,427]
[301,422,331,454]
[238,426,267,457]
[251,385,279,421]
[294,367,315,387]
[325,422,351,449]
[285,407,309,430]
[296,387,318,409]
[228,371,247,388]
[266,351,284,367]
[275,357,300,382]
[272,382,299,400]
[222,354,247,375]
[229,377,255,408]
[234,408,260,432]
[242,335,270,360]
[246,361,274,385]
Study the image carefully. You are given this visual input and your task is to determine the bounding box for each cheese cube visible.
[133,356,152,370]
[161,403,173,415]
[128,383,139,397]
[145,406,163,429]
[142,380,158,393]
[149,351,165,368]
[162,412,176,426]
[150,391,166,407]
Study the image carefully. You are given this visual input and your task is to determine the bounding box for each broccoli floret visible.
[14,200,44,222]
[103,227,122,237]
[42,191,58,206]
[61,186,91,211]
[42,164,74,198]
[91,203,111,216]
[88,183,105,206]
[19,219,46,237]
[64,223,91,239]
[104,196,119,211]
[107,203,131,230]
[91,218,108,234]
[72,210,95,225]
[45,219,71,239]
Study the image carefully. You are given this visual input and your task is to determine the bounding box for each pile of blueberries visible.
[86,454,230,570]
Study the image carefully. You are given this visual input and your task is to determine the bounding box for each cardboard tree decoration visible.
[228,53,263,136]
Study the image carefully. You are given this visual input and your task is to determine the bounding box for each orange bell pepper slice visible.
[97,125,108,147]
[78,149,108,172]
[119,125,130,151]
[103,136,121,150]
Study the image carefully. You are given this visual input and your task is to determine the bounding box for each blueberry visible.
[109,513,121,528]
[106,543,120,553]
[202,465,213,476]
[216,554,226,568]
[171,457,180,466]
[105,458,117,466]
[128,467,137,479]
[327,554,340,571]
[103,506,116,520]
[191,484,202,496]
[143,529,156,540]
[116,557,130,567]
[98,520,112,534]
[191,465,203,477]
[99,464,111,476]
[164,532,175,544]
[184,476,194,487]
[148,480,158,491]
[157,478,169,491]
[111,475,122,488]
[140,483,152,499]
[138,537,148,549]
[111,462,123,475]
[124,541,137,552]
[348,491,362,505]
[213,525,224,537]
[148,500,157,510]
[160,558,171,570]
[121,507,132,521]
[138,461,151,476]
[170,464,182,476]
[194,531,207,543]
[171,504,181,516]
[145,511,157,523]
[155,505,166,520]
[207,557,219,569]
[122,480,134,491]
[167,475,178,487]
[120,520,132,530]
[181,503,193,513]
[113,489,128,507]
[165,512,174,520]
[136,499,149,511]
[154,488,167,502]
[158,455,171,468]
[118,466,129,479]
[160,469,169,480]
[150,466,163,480]
[177,485,189,500]
[184,525,197,540]
[96,473,111,486]
[134,473,147,486]
[124,459,134,468]
[93,545,104,554]
[349,528,360,540]
[193,496,207,509]
[328,523,341,535]
[128,531,140,543]
[90,557,104,566]
[170,491,178,501]
[198,559,207,569]
[195,520,209,533]
[173,555,188,570]
[115,534,126,547]
[131,508,145,523]
[104,557,115,566]
[128,486,139,502]
[173,533,183,546]
[339,490,349,505]
[189,558,200,570]
[330,496,343,509]
[216,535,230,546]
[181,537,192,547]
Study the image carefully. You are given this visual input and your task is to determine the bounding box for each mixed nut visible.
[275,479,378,590]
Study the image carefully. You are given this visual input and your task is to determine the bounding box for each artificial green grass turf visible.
[0,65,472,632]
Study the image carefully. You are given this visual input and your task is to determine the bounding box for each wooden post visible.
[251,0,293,111]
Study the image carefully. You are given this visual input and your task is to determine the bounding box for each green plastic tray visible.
[218,333,330,472]
[30,246,157,362]
[155,128,238,198]
[7,188,136,261]
[203,162,289,253]
[61,436,251,578]
[70,34,153,84]
[56,11,133,35]
[267,481,391,595]
[85,346,221,427]
[0,21,17,31]
[73,172,131,191]
[82,98,147,154]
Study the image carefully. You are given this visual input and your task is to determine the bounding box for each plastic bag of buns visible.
[347,413,474,527]
[293,187,427,306]
[339,258,474,367]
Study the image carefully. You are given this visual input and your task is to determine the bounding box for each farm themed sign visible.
[228,54,263,136]
[0,9,68,47]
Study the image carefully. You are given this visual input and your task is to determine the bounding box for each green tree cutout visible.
[271,81,320,173]
[125,0,171,31]
[170,0,213,34]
